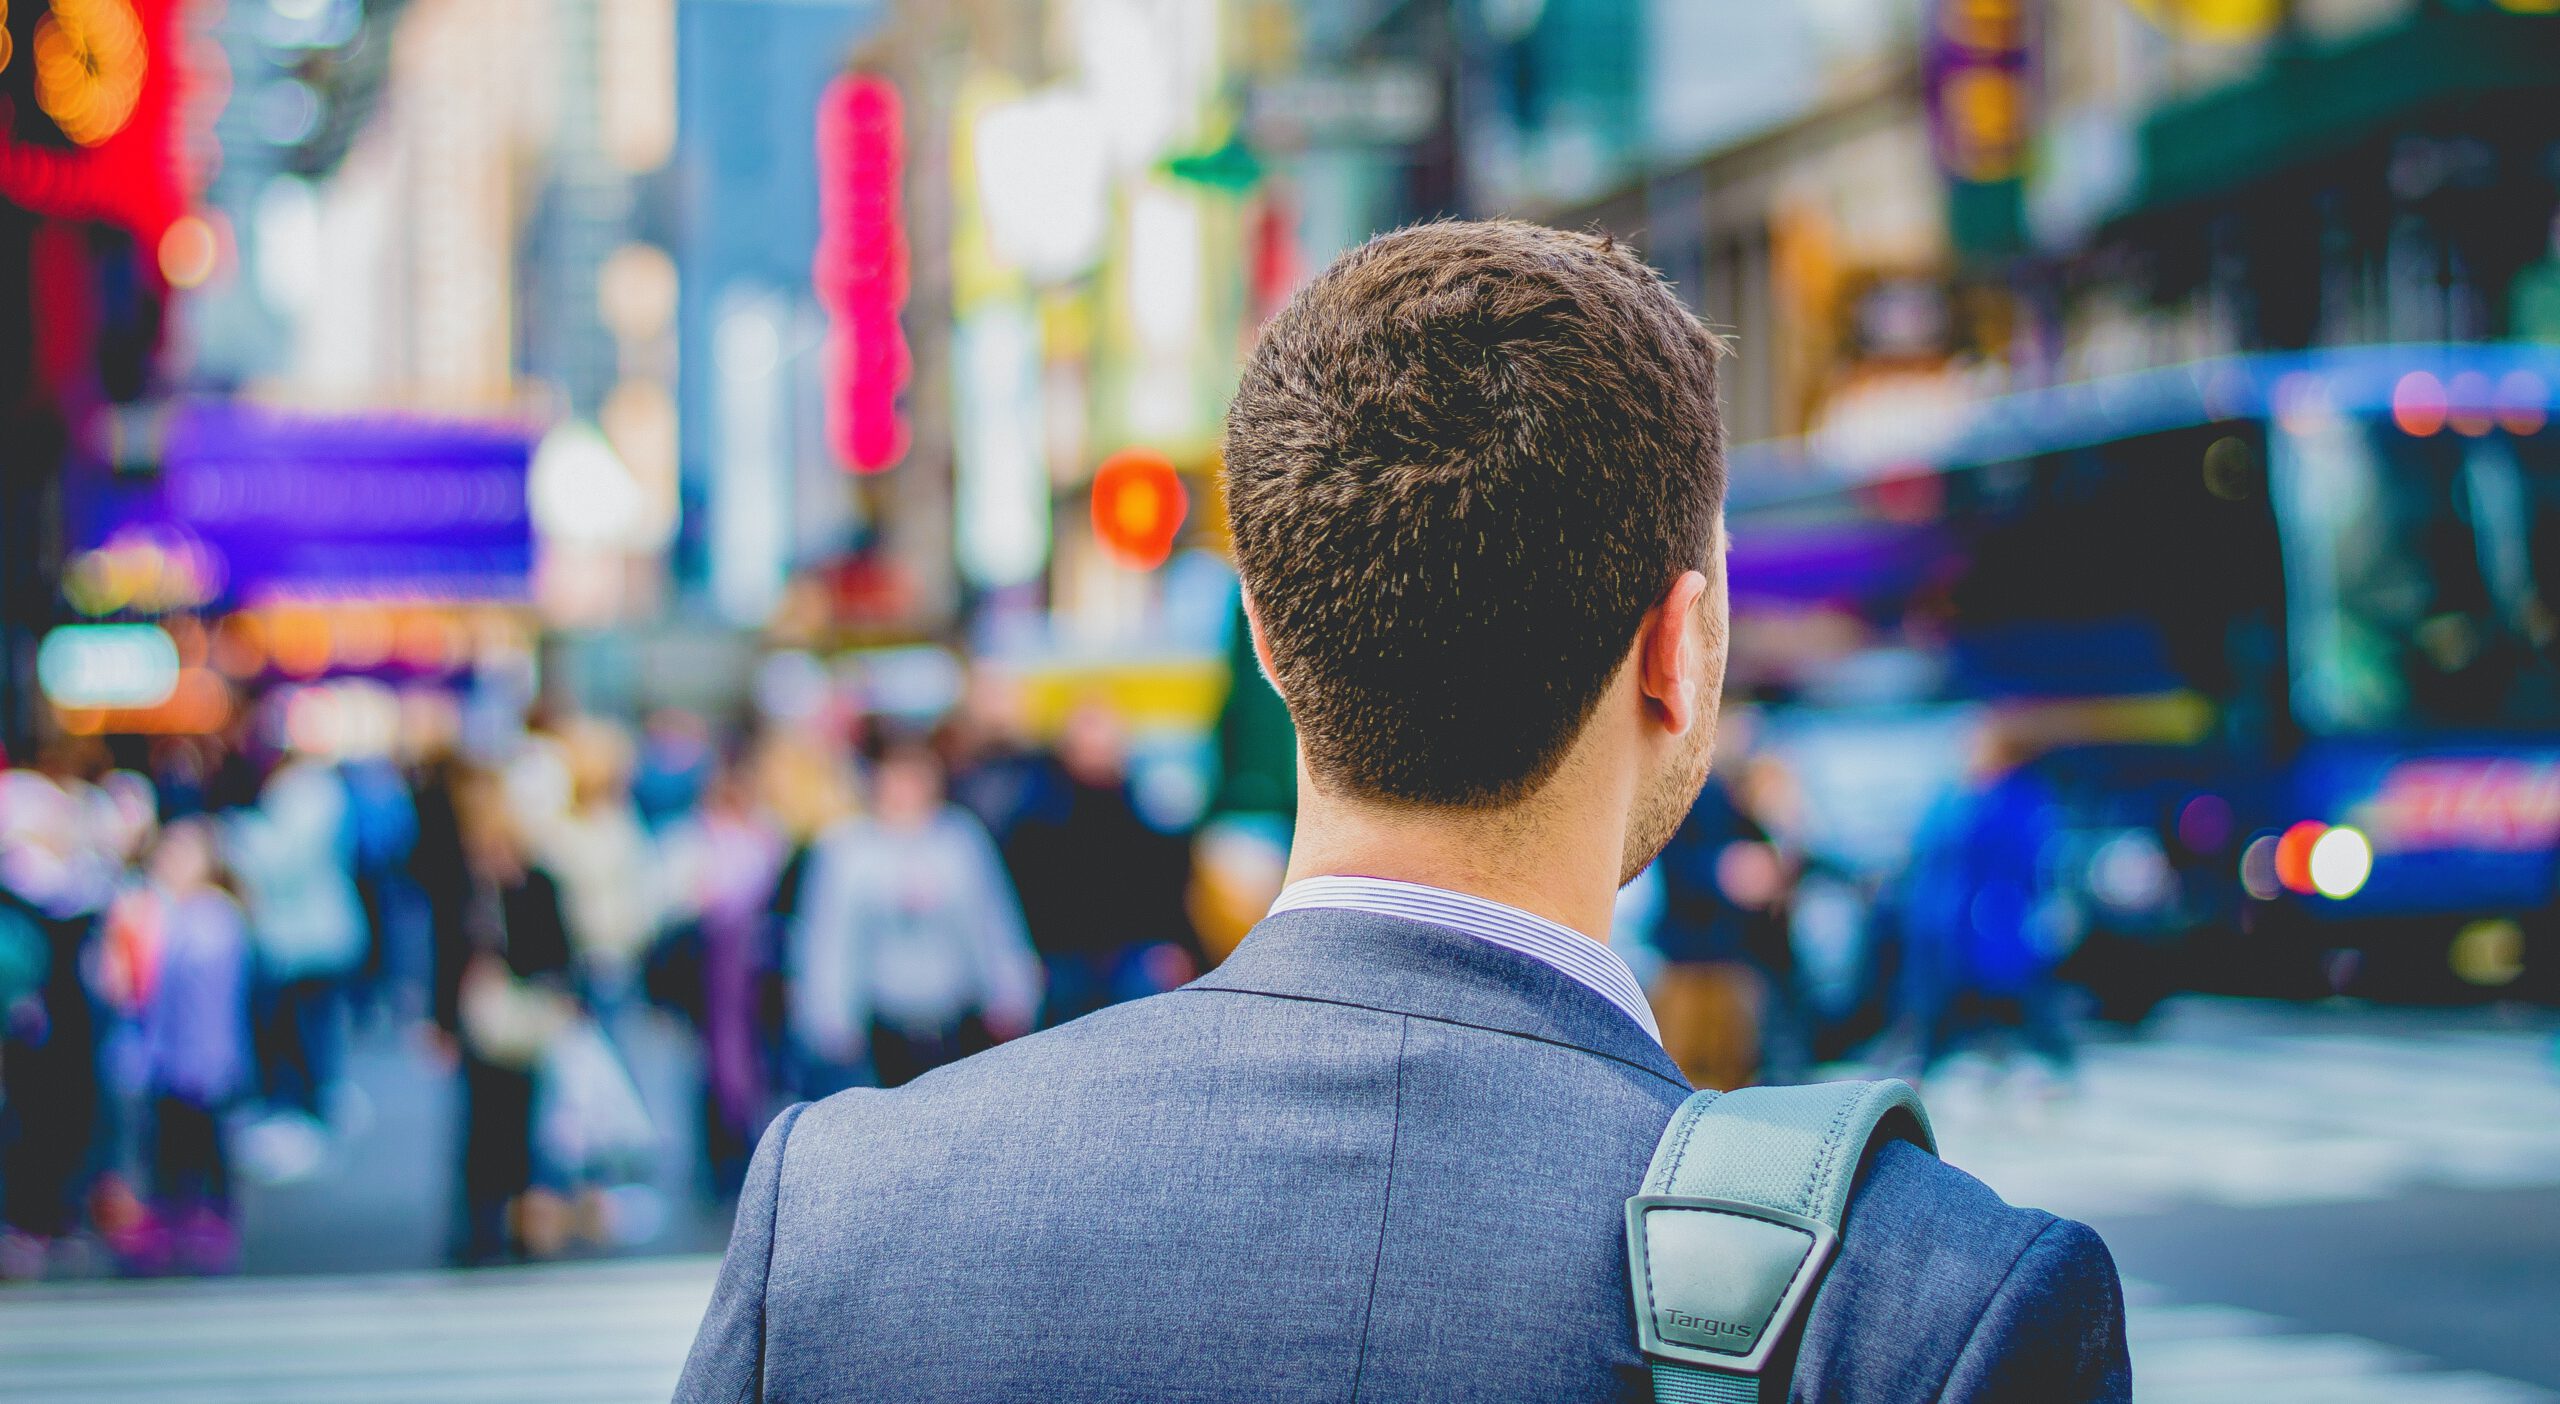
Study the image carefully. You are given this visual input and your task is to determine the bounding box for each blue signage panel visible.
[69,401,537,605]
[2292,738,2560,917]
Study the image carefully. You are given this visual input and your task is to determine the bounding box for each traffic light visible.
[1089,447,1187,570]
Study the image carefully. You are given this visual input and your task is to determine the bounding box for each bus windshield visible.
[2272,416,2560,735]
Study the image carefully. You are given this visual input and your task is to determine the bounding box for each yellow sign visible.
[1013,657,1230,738]
[2124,0,2285,43]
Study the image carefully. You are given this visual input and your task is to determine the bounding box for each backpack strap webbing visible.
[1627,1080,1935,1404]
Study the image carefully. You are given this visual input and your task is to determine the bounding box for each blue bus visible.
[1725,344,2560,1018]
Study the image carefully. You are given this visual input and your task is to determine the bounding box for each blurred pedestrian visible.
[941,670,1043,843]
[538,719,663,1019]
[341,746,420,1027]
[411,748,475,1051]
[1001,703,1198,1026]
[1891,717,2079,1091]
[633,709,716,831]
[225,755,365,1163]
[664,762,788,1195]
[0,770,110,1279]
[436,770,578,1265]
[789,733,1039,1091]
[749,728,854,1099]
[98,820,252,1275]
[1648,770,1792,1090]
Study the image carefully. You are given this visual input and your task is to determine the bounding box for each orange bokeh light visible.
[265,608,333,678]
[157,213,218,288]
[394,611,462,671]
[1090,448,1188,571]
[2390,372,2447,437]
[34,0,148,148]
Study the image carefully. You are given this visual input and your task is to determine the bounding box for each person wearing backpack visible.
[676,220,2130,1403]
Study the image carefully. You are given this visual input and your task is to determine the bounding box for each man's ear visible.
[1240,589,1286,702]
[1637,569,1712,737]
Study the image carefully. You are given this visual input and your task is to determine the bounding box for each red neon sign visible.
[813,74,910,473]
[0,0,193,250]
[2363,758,2560,854]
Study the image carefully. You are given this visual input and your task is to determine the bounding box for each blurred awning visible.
[2132,8,2560,214]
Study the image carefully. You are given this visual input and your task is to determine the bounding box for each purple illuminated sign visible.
[1925,0,2034,186]
[69,401,536,606]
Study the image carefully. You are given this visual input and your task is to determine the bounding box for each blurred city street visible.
[5,0,2560,1395]
[7,997,2557,1403]
[221,1010,730,1277]
[1930,999,2560,1402]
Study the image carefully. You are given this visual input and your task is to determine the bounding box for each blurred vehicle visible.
[1729,343,2560,1015]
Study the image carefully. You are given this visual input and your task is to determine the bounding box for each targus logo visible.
[1662,1310,1754,1340]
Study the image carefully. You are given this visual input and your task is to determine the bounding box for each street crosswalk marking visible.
[5,1256,2555,1402]
[0,1257,718,1404]
[2124,1282,2559,1404]
[1916,1002,2560,1218]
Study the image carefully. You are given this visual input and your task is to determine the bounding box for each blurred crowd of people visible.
[1624,712,2083,1098]
[0,677,1206,1279]
[0,663,2092,1282]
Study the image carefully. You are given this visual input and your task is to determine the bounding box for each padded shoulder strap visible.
[1628,1081,1935,1404]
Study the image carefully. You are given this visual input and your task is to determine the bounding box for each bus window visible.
[2274,417,2560,734]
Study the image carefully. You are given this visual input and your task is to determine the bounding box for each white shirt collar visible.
[1266,875,1662,1044]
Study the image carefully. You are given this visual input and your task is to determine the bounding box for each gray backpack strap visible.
[1627,1080,1935,1404]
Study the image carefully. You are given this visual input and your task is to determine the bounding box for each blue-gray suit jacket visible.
[676,908,2132,1402]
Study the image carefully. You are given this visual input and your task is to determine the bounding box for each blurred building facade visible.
[14,0,2560,756]
[0,0,205,755]
[1549,0,2560,457]
[674,0,876,631]
[850,0,1266,658]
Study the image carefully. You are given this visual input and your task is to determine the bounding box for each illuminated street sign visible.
[1090,447,1187,571]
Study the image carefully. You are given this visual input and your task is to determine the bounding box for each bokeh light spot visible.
[2273,820,2326,895]
[2446,371,2496,438]
[2307,825,2372,900]
[34,0,148,147]
[2496,371,2548,436]
[159,215,221,289]
[2391,372,2447,437]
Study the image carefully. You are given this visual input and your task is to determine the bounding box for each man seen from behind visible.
[676,219,2131,1403]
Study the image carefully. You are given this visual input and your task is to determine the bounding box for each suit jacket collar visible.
[1189,906,1689,1090]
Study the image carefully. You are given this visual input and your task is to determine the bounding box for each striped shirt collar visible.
[1266,875,1662,1044]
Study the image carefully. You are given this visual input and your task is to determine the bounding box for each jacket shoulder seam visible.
[1346,1014,1409,1403]
[1172,985,1687,1092]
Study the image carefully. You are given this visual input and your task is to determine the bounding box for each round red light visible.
[2273,820,2327,895]
[1090,448,1188,571]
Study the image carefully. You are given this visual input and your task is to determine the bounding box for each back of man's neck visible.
[1284,792,1624,945]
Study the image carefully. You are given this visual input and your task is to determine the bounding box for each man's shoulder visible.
[770,978,1686,1221]
[777,986,1364,1156]
[1804,1139,2130,1401]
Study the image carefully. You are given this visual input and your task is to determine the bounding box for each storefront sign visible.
[67,402,536,604]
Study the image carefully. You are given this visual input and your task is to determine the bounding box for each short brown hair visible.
[1224,219,1727,807]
